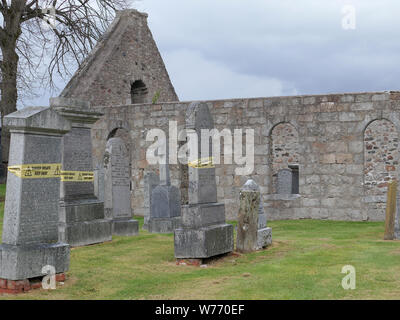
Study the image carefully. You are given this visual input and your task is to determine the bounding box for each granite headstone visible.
[0,107,71,280]
[51,97,112,247]
[174,102,234,259]
[104,137,138,236]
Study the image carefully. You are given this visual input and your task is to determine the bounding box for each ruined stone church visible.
[62,9,400,222]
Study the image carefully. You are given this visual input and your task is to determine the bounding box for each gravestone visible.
[148,140,181,233]
[51,97,112,247]
[240,180,272,250]
[0,107,70,285]
[277,169,293,195]
[104,137,138,236]
[174,102,233,260]
[236,181,259,252]
[143,171,160,230]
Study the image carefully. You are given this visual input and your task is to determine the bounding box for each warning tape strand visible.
[7,164,94,182]
[188,157,215,169]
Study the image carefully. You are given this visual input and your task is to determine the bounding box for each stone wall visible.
[91,91,400,222]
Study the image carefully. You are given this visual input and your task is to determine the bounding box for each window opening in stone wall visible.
[364,119,399,198]
[271,123,300,195]
[131,80,148,104]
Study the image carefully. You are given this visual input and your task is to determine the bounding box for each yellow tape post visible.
[188,157,215,169]
[8,164,62,179]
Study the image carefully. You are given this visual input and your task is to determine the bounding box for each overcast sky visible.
[29,0,400,106]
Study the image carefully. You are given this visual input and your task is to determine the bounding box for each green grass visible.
[0,183,399,299]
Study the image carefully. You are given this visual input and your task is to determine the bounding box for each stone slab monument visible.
[51,97,112,247]
[174,102,233,261]
[104,137,138,236]
[277,169,293,195]
[143,171,160,230]
[237,180,272,252]
[0,107,70,292]
[148,140,181,233]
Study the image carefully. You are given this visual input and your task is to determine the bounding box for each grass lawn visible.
[0,183,399,300]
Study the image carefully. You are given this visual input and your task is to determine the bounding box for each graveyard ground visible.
[0,185,399,300]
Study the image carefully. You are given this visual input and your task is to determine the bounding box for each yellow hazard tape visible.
[188,157,215,169]
[8,163,62,179]
[8,164,94,182]
[61,171,94,182]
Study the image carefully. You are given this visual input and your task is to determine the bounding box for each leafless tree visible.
[0,0,132,173]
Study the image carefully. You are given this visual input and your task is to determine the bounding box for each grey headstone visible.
[237,180,272,252]
[51,98,112,247]
[277,169,293,195]
[104,137,138,236]
[237,181,261,253]
[143,171,160,230]
[0,107,71,280]
[151,185,181,219]
[186,102,217,205]
[174,102,233,259]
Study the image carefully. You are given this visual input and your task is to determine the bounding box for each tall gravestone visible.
[51,97,112,247]
[174,102,233,260]
[143,171,160,230]
[0,107,70,287]
[237,180,272,252]
[149,140,181,233]
[104,137,138,236]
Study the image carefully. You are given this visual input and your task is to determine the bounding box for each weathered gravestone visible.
[51,97,112,247]
[236,180,272,252]
[143,171,160,230]
[277,169,293,195]
[149,140,181,233]
[0,107,70,291]
[104,137,138,236]
[174,102,233,261]
[237,180,259,252]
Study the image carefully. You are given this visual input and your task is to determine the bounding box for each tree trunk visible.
[0,43,19,182]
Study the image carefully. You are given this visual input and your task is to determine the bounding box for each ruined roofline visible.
[90,90,400,109]
[60,9,148,98]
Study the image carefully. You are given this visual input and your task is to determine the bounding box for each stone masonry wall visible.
[91,91,400,222]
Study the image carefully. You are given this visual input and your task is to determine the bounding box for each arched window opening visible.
[131,80,148,104]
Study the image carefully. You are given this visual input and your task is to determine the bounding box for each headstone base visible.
[112,219,139,236]
[257,227,272,250]
[0,243,70,281]
[148,217,182,234]
[174,224,234,259]
[0,273,66,294]
[176,252,234,266]
[59,200,112,247]
[59,220,112,247]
